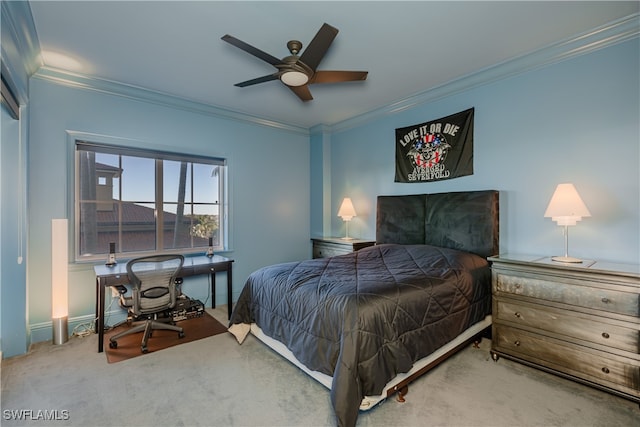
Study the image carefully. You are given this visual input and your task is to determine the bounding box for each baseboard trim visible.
[29,310,127,344]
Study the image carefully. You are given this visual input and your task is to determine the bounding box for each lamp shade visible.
[51,218,69,344]
[338,198,357,221]
[544,183,591,226]
[51,219,68,319]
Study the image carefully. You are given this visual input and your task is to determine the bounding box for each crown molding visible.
[329,13,639,133]
[1,0,42,100]
[2,0,289,136]
[309,124,332,135]
[25,12,640,137]
[32,66,309,136]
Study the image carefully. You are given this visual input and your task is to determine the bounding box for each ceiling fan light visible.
[281,71,308,86]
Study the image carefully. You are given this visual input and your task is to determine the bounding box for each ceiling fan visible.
[221,23,368,102]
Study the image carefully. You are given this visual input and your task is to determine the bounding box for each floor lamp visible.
[52,219,69,344]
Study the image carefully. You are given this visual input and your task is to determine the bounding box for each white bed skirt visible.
[246,315,492,411]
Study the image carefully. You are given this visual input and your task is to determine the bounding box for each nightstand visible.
[488,254,640,404]
[311,237,375,259]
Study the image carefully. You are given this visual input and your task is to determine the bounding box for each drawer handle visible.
[601,332,610,339]
[514,340,521,347]
[601,297,610,304]
[602,367,610,374]
[514,312,522,319]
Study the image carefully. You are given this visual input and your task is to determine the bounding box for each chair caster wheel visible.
[141,345,148,353]
[178,331,185,339]
[109,341,117,349]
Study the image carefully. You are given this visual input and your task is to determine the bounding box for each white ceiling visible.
[28,1,639,129]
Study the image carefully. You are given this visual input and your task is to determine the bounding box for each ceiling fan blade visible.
[221,34,284,67]
[287,85,313,102]
[310,70,368,84]
[299,23,338,71]
[234,73,280,87]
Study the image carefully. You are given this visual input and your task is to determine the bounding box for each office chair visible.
[109,254,185,353]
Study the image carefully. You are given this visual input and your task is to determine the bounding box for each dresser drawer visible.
[312,243,350,258]
[494,299,640,354]
[494,272,640,317]
[311,238,375,259]
[493,325,640,395]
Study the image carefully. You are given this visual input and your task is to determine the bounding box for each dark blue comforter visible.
[230,244,491,427]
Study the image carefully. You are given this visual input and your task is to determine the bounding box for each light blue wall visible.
[2,2,638,357]
[309,127,332,237]
[327,38,639,265]
[1,1,36,357]
[26,77,310,341]
[1,104,29,358]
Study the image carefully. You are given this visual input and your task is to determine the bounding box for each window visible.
[75,140,227,262]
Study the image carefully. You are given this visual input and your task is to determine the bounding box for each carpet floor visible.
[1,307,638,426]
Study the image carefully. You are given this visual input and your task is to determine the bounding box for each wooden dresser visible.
[488,254,640,404]
[311,237,375,259]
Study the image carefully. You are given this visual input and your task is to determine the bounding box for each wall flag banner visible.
[395,108,474,183]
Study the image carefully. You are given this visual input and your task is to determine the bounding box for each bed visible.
[229,190,499,427]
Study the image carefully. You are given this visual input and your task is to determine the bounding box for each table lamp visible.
[544,183,591,263]
[338,197,357,240]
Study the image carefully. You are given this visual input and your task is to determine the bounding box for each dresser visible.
[311,237,375,259]
[488,254,640,404]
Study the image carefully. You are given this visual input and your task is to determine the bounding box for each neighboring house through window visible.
[75,140,227,262]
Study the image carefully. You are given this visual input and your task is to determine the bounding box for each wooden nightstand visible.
[488,254,640,404]
[311,237,375,259]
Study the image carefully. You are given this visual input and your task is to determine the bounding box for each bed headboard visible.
[376,190,499,258]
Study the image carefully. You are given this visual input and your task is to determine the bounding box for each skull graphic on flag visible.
[407,133,451,169]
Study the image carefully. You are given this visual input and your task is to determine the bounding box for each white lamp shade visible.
[544,183,591,226]
[51,219,68,319]
[338,198,357,221]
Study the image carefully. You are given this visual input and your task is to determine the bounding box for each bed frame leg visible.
[472,329,488,349]
[395,385,409,403]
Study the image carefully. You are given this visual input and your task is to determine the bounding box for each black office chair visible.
[109,254,185,353]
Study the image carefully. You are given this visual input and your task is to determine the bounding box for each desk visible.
[94,255,234,353]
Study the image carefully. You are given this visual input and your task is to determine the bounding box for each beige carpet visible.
[104,312,228,363]
[1,307,639,426]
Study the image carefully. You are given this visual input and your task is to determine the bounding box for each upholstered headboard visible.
[376,190,499,258]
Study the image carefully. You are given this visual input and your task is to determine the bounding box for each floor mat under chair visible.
[104,312,228,363]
